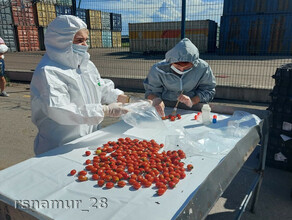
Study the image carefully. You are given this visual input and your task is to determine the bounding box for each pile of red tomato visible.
[70,137,193,196]
[161,114,181,121]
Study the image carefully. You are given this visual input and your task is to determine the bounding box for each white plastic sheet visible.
[164,111,261,157]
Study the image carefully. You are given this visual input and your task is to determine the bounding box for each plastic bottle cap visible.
[213,115,217,119]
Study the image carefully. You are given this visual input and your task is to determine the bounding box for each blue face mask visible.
[72,44,88,55]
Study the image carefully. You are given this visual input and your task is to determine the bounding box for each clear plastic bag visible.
[121,100,166,129]
[164,111,261,157]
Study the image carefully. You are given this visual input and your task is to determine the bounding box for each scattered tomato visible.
[117,181,126,188]
[106,182,114,189]
[85,151,91,156]
[79,170,87,176]
[70,169,76,175]
[157,188,166,196]
[78,175,88,182]
[98,179,105,187]
[187,164,193,171]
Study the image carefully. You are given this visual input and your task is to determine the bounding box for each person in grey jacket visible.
[143,38,216,117]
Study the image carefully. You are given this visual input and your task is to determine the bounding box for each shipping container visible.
[34,2,56,27]
[11,0,36,26]
[219,14,292,55]
[101,11,110,30]
[102,30,112,47]
[55,5,72,16]
[56,0,72,6]
[129,20,217,53]
[0,1,13,25]
[110,13,122,31]
[112,31,121,48]
[76,8,87,24]
[0,24,17,51]
[223,0,292,15]
[90,29,102,48]
[87,9,101,30]
[16,26,40,51]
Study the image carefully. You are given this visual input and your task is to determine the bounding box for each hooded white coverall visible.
[143,38,216,103]
[30,15,123,155]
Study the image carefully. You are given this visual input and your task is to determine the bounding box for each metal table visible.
[0,103,270,220]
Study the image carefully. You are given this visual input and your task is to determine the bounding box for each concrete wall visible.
[6,70,272,103]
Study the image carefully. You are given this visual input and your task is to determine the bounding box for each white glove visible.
[178,94,193,108]
[102,103,129,117]
[152,97,165,117]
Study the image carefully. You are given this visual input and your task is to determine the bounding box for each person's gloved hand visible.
[152,97,165,117]
[102,103,129,117]
[117,94,130,104]
[178,94,193,108]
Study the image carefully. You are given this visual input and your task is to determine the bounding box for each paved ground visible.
[4,49,292,89]
[0,82,291,219]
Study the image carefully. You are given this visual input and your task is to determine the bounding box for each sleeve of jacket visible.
[143,65,164,98]
[32,68,105,126]
[100,78,124,104]
[195,65,216,102]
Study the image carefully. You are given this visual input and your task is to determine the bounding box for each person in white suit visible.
[30,15,129,155]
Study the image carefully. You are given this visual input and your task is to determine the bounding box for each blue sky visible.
[77,0,224,35]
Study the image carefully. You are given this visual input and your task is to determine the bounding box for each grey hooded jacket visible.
[143,38,216,103]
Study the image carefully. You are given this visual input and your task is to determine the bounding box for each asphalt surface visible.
[0,82,291,220]
[4,48,292,89]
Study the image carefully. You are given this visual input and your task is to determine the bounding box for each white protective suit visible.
[30,15,123,155]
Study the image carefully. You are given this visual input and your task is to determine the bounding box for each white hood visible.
[45,15,88,69]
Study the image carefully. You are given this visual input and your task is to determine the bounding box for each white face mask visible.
[72,44,88,55]
[171,65,193,75]
[0,55,4,59]
[0,44,8,54]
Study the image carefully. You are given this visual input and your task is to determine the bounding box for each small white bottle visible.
[201,104,212,125]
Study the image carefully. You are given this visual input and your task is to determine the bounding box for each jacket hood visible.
[45,15,88,69]
[165,38,199,66]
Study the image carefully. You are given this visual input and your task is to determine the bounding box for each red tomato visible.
[187,164,193,171]
[78,175,88,182]
[168,181,176,189]
[92,174,99,180]
[79,170,87,176]
[70,169,76,175]
[106,182,114,189]
[133,182,141,190]
[85,151,91,156]
[105,175,113,182]
[85,159,91,165]
[157,188,166,196]
[117,181,126,188]
[98,179,105,187]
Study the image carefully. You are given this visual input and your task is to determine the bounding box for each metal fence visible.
[79,0,292,90]
[1,0,292,90]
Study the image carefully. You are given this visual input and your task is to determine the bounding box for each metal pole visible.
[72,0,76,15]
[181,0,186,39]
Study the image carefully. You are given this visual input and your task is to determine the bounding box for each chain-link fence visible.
[0,0,292,90]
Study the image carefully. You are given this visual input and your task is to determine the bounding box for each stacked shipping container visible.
[220,0,292,55]
[128,20,217,53]
[0,0,122,51]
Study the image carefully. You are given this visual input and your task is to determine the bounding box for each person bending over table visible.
[143,38,216,117]
[30,15,129,155]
